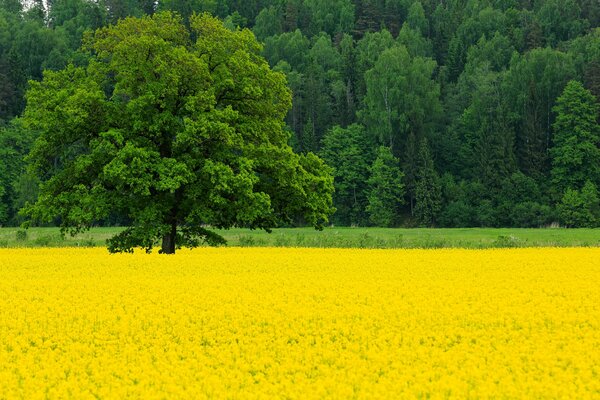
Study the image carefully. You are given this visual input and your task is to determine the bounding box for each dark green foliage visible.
[505,48,576,180]
[568,29,600,101]
[0,120,36,225]
[353,29,395,99]
[557,181,600,227]
[537,0,587,46]
[406,2,428,36]
[397,24,434,58]
[1,0,600,230]
[495,172,553,227]
[444,6,509,82]
[439,200,473,228]
[414,139,441,227]
[550,80,600,198]
[22,13,334,253]
[253,6,282,41]
[360,45,440,153]
[510,202,553,228]
[303,0,354,37]
[458,68,516,186]
[15,229,26,241]
[320,124,373,225]
[366,146,405,227]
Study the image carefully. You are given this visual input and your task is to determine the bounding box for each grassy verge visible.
[1,227,599,249]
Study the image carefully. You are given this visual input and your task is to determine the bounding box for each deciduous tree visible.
[550,80,600,198]
[320,124,373,225]
[22,12,334,253]
[360,46,440,154]
[366,146,405,227]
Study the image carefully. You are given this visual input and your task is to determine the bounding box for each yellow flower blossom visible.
[0,248,599,398]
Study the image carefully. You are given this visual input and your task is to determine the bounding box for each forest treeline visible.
[1,0,600,228]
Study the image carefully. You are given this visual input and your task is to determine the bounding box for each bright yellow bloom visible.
[0,248,598,398]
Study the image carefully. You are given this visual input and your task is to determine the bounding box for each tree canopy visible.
[1,0,600,230]
[550,80,600,197]
[22,12,334,253]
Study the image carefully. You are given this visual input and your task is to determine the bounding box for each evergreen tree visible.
[0,0,22,15]
[581,181,600,226]
[414,139,442,227]
[338,33,356,126]
[537,0,587,46]
[406,1,429,36]
[431,3,452,64]
[303,0,354,37]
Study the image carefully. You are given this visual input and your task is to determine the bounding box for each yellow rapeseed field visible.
[0,247,599,399]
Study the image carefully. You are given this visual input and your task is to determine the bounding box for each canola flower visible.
[0,247,599,399]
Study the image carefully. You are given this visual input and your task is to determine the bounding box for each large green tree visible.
[550,80,600,198]
[22,12,334,253]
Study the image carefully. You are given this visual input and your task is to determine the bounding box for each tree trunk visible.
[161,189,182,254]
[161,221,177,254]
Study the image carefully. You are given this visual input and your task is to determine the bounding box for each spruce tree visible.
[414,138,442,227]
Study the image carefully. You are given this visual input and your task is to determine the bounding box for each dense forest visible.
[1,0,599,228]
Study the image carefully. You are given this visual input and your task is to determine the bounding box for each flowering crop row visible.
[0,248,599,398]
